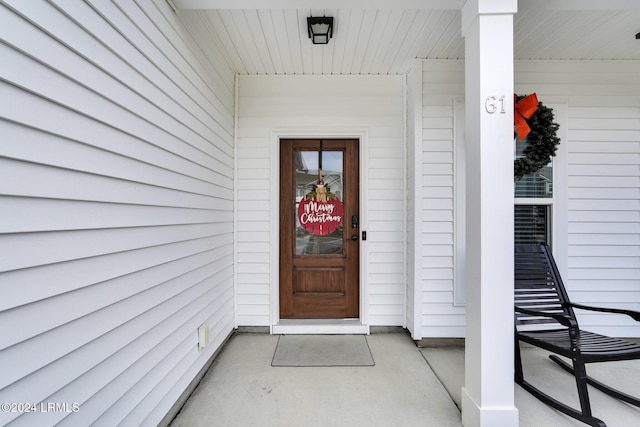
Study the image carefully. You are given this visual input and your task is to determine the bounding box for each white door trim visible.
[269,128,370,335]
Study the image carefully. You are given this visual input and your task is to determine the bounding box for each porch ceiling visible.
[173,0,640,75]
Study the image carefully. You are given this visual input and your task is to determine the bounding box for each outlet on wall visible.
[198,324,210,350]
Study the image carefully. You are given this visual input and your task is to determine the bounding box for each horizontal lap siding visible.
[420,61,464,338]
[0,1,235,426]
[406,63,420,337]
[564,83,640,334]
[237,75,405,326]
[421,60,640,338]
[516,61,640,337]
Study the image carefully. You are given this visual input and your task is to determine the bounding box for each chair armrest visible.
[569,303,640,322]
[515,305,577,328]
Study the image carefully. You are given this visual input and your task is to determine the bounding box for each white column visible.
[460,1,519,426]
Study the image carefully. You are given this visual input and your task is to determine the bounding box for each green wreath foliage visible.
[514,95,561,181]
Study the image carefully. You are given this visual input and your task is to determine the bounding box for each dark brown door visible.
[279,139,359,318]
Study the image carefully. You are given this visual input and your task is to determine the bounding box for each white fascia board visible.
[173,0,465,10]
[174,0,640,10]
[518,0,640,11]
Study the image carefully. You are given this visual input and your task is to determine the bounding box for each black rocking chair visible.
[514,244,640,427]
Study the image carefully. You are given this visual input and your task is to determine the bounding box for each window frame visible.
[514,137,556,246]
[514,194,555,246]
[513,101,567,274]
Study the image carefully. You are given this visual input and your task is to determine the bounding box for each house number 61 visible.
[485,95,506,114]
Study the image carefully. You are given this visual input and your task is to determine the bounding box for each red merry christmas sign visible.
[297,182,343,236]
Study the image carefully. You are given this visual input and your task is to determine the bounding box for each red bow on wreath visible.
[514,93,539,141]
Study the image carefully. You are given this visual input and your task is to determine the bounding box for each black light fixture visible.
[307,17,334,45]
[636,31,640,40]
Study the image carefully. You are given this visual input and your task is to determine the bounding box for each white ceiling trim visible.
[518,0,640,11]
[173,0,465,10]
[174,0,640,11]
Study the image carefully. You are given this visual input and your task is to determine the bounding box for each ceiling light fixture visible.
[307,17,333,45]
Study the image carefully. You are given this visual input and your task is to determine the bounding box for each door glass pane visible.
[515,137,553,198]
[294,150,344,255]
[514,205,550,245]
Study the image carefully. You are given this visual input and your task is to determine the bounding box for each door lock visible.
[351,234,358,241]
[351,215,358,228]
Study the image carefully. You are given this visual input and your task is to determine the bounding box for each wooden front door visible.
[279,139,360,319]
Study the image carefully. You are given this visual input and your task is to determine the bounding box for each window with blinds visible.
[514,136,553,199]
[514,205,550,244]
[515,170,553,198]
[514,137,553,245]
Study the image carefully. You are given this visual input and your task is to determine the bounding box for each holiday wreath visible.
[514,93,561,181]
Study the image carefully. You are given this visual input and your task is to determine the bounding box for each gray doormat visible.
[271,335,375,367]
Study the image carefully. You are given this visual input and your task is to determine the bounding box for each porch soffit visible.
[173,0,640,75]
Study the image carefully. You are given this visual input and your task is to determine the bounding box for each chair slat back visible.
[515,244,575,327]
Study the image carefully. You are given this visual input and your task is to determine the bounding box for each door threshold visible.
[272,319,369,335]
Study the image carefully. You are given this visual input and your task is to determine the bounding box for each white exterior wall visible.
[517,61,640,337]
[418,59,640,339]
[406,61,423,338]
[236,75,405,327]
[0,2,235,426]
[419,61,466,338]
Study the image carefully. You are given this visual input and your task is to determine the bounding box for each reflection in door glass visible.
[294,150,344,255]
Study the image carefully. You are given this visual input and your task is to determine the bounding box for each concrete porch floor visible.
[168,332,640,427]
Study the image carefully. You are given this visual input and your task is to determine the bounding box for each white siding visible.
[419,61,465,338]
[236,75,405,326]
[0,1,235,426]
[516,61,640,337]
[406,60,422,338]
[419,59,640,338]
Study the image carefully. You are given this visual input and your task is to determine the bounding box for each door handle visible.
[350,234,358,241]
